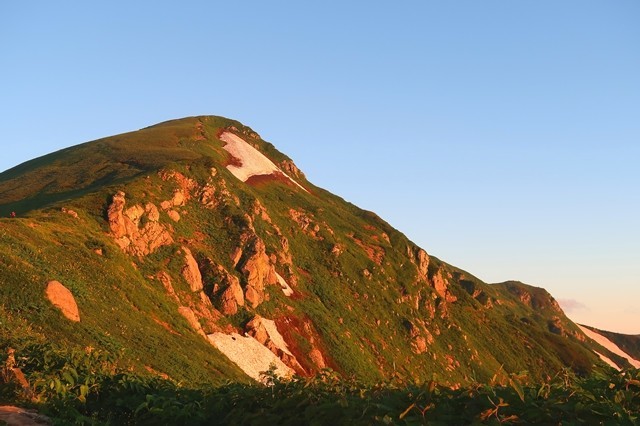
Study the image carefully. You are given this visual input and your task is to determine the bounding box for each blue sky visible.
[2,1,639,333]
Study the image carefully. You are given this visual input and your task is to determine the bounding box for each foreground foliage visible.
[2,343,639,425]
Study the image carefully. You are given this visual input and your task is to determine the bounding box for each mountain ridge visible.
[1,115,637,389]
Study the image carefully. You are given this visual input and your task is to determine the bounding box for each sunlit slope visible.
[0,116,616,387]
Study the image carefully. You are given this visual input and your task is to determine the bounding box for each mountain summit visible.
[1,116,638,387]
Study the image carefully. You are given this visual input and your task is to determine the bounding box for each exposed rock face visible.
[158,170,198,207]
[407,245,429,280]
[156,271,180,303]
[279,159,305,179]
[416,249,430,279]
[107,192,173,257]
[404,319,433,354]
[308,348,326,369]
[245,316,305,374]
[237,237,278,308]
[107,191,127,238]
[219,274,245,315]
[177,306,205,337]
[45,280,80,322]
[431,268,457,303]
[181,247,203,292]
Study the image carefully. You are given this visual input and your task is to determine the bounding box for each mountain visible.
[0,116,636,390]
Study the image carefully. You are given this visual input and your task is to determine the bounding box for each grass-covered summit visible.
[1,116,636,399]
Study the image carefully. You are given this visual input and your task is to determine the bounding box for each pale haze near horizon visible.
[1,1,638,333]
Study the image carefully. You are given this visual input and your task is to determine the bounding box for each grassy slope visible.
[0,116,611,389]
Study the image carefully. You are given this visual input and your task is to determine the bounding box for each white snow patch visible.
[208,332,293,382]
[276,272,294,297]
[220,132,307,192]
[594,351,621,371]
[578,325,640,369]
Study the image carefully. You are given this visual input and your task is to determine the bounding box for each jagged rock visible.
[156,271,180,303]
[45,280,80,322]
[238,237,278,308]
[107,192,173,257]
[246,316,305,374]
[403,319,432,354]
[431,269,457,303]
[308,348,326,369]
[200,184,216,207]
[107,191,127,238]
[177,306,205,337]
[279,159,304,178]
[181,247,203,292]
[220,275,245,315]
[230,247,243,267]
[416,249,430,279]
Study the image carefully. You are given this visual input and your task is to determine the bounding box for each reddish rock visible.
[177,306,205,337]
[107,192,173,257]
[308,348,326,369]
[45,280,80,322]
[219,275,245,315]
[238,237,277,308]
[181,247,203,292]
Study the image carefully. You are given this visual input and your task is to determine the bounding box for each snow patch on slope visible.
[208,332,293,382]
[220,132,307,192]
[578,325,640,369]
[276,272,294,297]
[594,351,621,371]
[260,317,293,356]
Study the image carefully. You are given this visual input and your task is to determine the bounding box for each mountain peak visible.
[0,116,627,389]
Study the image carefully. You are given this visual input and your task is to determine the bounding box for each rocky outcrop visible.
[45,280,80,322]
[403,319,434,355]
[245,316,305,374]
[407,245,430,280]
[279,159,305,179]
[237,237,278,308]
[156,272,180,303]
[158,170,198,208]
[430,268,457,303]
[107,192,173,257]
[219,274,245,315]
[308,348,326,369]
[177,306,205,337]
[181,247,203,292]
[416,249,429,279]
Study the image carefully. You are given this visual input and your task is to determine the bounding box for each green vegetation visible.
[3,343,639,425]
[0,115,638,423]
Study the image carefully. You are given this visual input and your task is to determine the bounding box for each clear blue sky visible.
[2,1,639,333]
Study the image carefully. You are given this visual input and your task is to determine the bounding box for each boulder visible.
[45,281,80,322]
[181,247,203,292]
[219,275,245,315]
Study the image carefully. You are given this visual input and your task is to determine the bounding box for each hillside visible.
[0,116,633,396]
